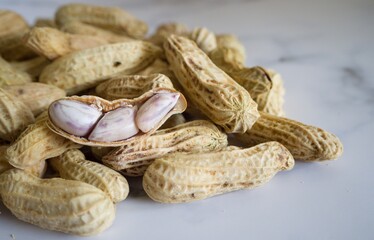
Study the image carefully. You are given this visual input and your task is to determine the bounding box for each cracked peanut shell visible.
[47,88,187,147]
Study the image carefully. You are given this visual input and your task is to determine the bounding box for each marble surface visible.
[0,0,373,239]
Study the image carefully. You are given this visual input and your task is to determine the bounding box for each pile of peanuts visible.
[0,3,343,236]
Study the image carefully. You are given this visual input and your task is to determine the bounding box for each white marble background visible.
[0,0,373,239]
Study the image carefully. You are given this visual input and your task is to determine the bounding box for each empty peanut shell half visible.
[47,89,187,146]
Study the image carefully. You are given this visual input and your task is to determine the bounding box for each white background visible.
[0,0,373,239]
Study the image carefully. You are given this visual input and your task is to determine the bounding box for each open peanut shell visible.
[47,88,187,146]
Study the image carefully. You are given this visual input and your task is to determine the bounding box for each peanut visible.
[39,41,162,94]
[24,27,109,60]
[47,90,187,146]
[164,35,259,133]
[229,66,285,116]
[0,10,28,49]
[0,88,35,141]
[143,141,294,203]
[0,169,115,236]
[235,112,343,161]
[0,145,47,177]
[148,22,189,47]
[190,27,217,54]
[103,120,228,176]
[59,20,133,43]
[0,56,32,87]
[6,116,81,169]
[3,82,66,116]
[209,33,246,71]
[89,106,139,142]
[136,92,180,132]
[9,57,49,80]
[95,73,174,100]
[50,149,129,203]
[0,10,33,60]
[55,3,148,38]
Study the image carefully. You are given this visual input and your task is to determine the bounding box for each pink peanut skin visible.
[88,107,139,142]
[136,93,180,133]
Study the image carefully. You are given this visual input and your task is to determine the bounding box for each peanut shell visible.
[6,117,81,169]
[0,169,115,236]
[164,35,259,133]
[24,27,109,60]
[0,89,35,142]
[59,20,133,43]
[143,141,294,203]
[96,73,174,100]
[39,41,162,94]
[0,56,32,87]
[3,82,66,116]
[103,120,228,176]
[47,88,187,146]
[50,149,129,203]
[235,112,343,161]
[55,3,148,38]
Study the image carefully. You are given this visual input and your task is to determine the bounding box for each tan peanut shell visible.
[229,66,285,116]
[6,117,81,169]
[39,41,162,94]
[215,34,246,67]
[143,141,294,203]
[0,56,32,87]
[0,169,115,236]
[0,89,35,142]
[209,34,247,72]
[55,3,148,38]
[103,120,228,176]
[263,69,285,116]
[3,82,66,116]
[50,149,129,203]
[47,88,187,147]
[0,10,35,61]
[96,74,174,100]
[190,27,217,54]
[59,20,133,43]
[148,22,189,47]
[1,145,47,177]
[235,112,343,161]
[164,35,259,133]
[24,27,109,60]
[9,57,50,80]
[0,10,29,52]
